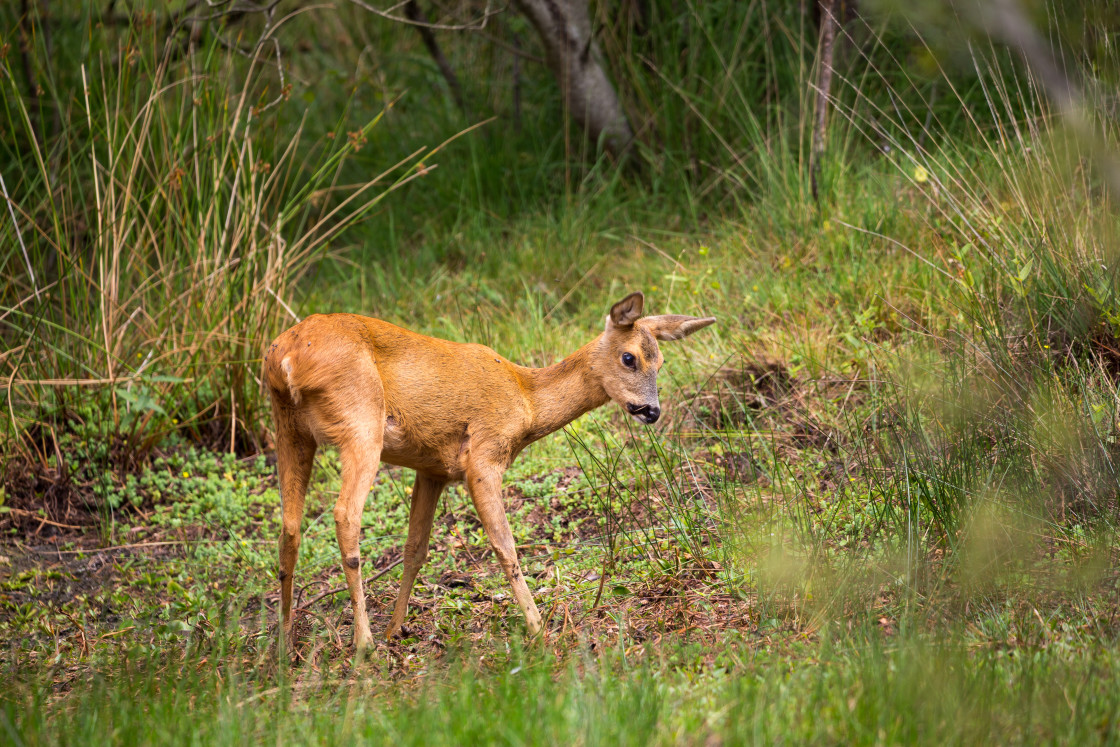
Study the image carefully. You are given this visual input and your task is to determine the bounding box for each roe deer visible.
[263,292,715,649]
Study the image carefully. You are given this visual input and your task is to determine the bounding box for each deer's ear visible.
[607,292,645,329]
[641,314,717,341]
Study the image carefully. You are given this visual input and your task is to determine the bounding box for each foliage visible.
[0,4,429,478]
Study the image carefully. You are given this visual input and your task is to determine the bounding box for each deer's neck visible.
[519,337,609,444]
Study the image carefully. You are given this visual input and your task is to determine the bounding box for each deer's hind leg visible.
[386,473,446,639]
[273,404,317,650]
[323,370,386,650]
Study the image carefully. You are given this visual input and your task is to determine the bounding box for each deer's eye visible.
[621,352,637,369]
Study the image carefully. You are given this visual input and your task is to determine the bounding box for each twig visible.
[10,375,194,387]
[34,540,197,554]
[296,578,332,610]
[297,557,404,610]
[346,0,501,31]
[98,626,136,640]
[5,508,85,530]
[65,612,90,658]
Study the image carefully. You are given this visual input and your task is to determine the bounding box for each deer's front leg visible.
[466,465,543,636]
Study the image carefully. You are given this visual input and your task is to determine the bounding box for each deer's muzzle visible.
[626,402,661,424]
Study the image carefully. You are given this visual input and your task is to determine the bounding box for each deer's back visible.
[265,313,533,478]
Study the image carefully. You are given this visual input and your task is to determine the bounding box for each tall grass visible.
[873,36,1119,529]
[569,2,1120,615]
[751,7,1120,599]
[0,9,428,486]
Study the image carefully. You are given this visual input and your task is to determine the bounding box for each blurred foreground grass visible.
[8,626,1120,745]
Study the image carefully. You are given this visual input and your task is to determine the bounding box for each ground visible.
[0,411,765,675]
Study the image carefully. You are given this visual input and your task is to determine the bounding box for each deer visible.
[262,291,715,649]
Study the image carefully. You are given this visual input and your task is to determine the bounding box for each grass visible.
[8,628,1120,744]
[2,0,1120,743]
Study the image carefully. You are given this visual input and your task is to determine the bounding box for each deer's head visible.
[596,292,716,424]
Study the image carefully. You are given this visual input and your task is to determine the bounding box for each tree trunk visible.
[810,0,838,204]
[512,0,633,158]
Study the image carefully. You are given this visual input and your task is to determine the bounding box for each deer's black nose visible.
[627,403,661,424]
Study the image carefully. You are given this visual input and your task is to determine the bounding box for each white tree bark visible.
[513,0,633,157]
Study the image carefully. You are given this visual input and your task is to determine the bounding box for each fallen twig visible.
[5,508,86,530]
[34,540,197,555]
[297,557,404,610]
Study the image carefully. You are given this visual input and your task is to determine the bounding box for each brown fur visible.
[264,292,715,648]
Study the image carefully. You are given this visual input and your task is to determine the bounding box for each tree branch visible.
[974,0,1120,201]
[404,0,469,116]
[345,0,504,31]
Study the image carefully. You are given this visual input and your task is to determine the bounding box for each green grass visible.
[8,628,1120,745]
